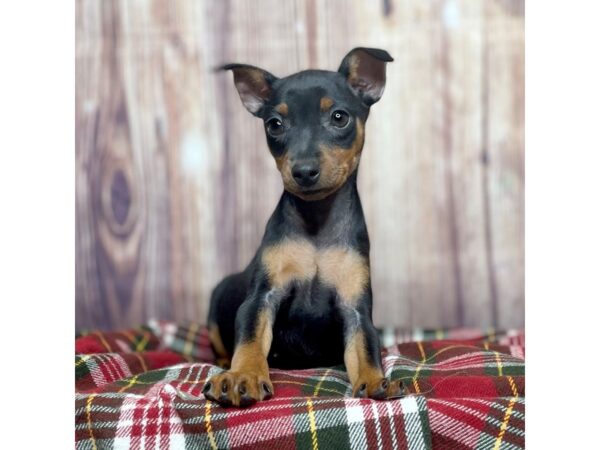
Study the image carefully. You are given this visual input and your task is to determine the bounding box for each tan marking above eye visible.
[320,97,334,111]
[274,103,289,116]
[262,240,369,304]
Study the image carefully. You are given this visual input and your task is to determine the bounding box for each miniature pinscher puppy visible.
[204,48,404,407]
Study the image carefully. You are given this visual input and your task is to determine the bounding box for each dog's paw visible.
[353,377,406,400]
[202,371,273,407]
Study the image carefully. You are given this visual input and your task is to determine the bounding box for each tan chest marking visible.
[318,247,370,304]
[262,239,318,289]
[261,239,369,305]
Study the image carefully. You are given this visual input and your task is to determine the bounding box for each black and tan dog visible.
[204,48,405,407]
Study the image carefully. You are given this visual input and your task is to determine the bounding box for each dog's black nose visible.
[292,161,320,187]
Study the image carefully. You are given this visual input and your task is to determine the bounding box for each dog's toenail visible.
[359,383,367,392]
[381,379,389,390]
[202,382,212,394]
[239,383,247,395]
[262,382,272,395]
[222,380,228,393]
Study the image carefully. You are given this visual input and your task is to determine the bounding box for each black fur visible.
[208,48,393,371]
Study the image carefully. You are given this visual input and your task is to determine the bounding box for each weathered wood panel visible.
[76,0,524,331]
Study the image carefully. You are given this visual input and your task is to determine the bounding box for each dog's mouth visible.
[287,185,338,201]
[301,187,329,196]
[281,169,348,201]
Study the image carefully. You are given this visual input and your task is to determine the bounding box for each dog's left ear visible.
[220,64,278,116]
[338,47,393,106]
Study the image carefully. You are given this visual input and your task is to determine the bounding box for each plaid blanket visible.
[75,322,525,449]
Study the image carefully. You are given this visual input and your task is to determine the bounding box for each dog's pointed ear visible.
[219,64,278,116]
[338,48,393,106]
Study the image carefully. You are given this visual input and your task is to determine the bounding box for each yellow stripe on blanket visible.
[493,397,517,450]
[307,397,319,450]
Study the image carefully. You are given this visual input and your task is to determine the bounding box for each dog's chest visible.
[270,279,346,368]
[261,238,369,306]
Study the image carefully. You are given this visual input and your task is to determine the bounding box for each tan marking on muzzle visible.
[319,119,365,193]
[272,120,365,201]
[274,152,297,194]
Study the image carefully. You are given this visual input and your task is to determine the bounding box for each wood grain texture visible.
[76,0,524,330]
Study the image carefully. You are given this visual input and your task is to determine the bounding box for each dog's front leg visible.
[341,302,405,400]
[203,287,283,407]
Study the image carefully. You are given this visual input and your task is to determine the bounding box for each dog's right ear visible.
[338,48,393,106]
[219,64,278,116]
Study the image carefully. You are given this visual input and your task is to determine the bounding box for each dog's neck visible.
[282,170,362,236]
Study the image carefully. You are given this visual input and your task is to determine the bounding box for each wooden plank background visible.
[76,0,524,331]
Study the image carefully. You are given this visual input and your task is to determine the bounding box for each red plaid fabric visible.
[428,397,524,449]
[76,324,524,449]
[76,326,161,354]
[114,382,186,449]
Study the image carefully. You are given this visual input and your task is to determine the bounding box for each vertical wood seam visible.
[439,1,464,326]
[480,1,500,327]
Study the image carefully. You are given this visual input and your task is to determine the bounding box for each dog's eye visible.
[266,118,284,136]
[330,110,349,128]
